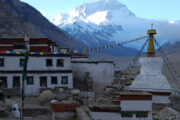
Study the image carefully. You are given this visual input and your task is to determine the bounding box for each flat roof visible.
[0,70,72,74]
[0,54,71,57]
[71,61,114,64]
[114,91,152,95]
[71,56,88,58]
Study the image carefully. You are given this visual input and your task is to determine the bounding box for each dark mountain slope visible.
[0,0,83,48]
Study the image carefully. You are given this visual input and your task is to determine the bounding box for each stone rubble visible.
[154,107,180,120]
[0,105,11,118]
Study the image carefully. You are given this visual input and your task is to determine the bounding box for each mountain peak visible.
[101,0,121,3]
[74,0,128,16]
[52,0,135,26]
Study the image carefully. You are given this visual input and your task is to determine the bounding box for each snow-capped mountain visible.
[51,0,146,47]
[52,0,135,26]
[51,0,180,55]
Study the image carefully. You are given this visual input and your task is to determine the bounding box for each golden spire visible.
[146,24,156,57]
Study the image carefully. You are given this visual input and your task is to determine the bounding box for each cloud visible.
[155,21,180,43]
[169,20,175,24]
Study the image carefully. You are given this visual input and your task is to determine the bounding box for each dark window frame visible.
[46,59,53,67]
[13,76,20,88]
[61,76,68,84]
[51,76,58,84]
[0,58,4,67]
[27,76,34,85]
[20,59,24,67]
[56,59,64,67]
[0,76,7,88]
[40,76,47,87]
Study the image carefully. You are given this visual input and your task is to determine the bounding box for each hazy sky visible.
[20,0,180,21]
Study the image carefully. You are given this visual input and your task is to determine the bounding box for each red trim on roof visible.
[149,92,171,96]
[30,38,52,44]
[0,46,13,51]
[0,38,54,45]
[30,46,51,52]
[129,90,171,96]
[114,94,152,100]
[51,103,80,112]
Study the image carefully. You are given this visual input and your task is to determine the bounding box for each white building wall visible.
[91,112,121,120]
[27,56,71,70]
[91,112,152,120]
[71,57,88,61]
[120,100,152,111]
[71,62,114,91]
[1,73,73,96]
[0,55,73,96]
[152,95,170,104]
[129,57,172,93]
[129,57,172,104]
[140,57,163,75]
[25,73,73,96]
[0,56,71,71]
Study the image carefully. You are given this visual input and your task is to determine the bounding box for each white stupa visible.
[129,29,172,103]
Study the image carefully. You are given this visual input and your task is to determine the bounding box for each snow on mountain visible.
[52,0,136,26]
[87,11,108,25]
[51,0,180,56]
[51,0,140,48]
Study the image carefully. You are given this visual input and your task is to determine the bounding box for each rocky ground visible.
[0,97,51,119]
[0,97,78,120]
[0,117,51,120]
[5,97,48,109]
[154,107,180,120]
[152,95,180,120]
[1,96,180,120]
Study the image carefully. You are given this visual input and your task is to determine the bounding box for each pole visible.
[21,34,29,120]
[21,52,28,120]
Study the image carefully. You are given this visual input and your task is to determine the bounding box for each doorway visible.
[13,76,20,88]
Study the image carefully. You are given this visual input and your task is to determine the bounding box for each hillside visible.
[0,0,83,48]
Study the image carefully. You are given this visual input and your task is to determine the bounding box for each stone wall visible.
[71,61,114,91]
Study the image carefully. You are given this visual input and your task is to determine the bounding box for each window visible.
[0,77,7,88]
[40,76,47,87]
[61,76,68,84]
[57,59,64,67]
[27,76,34,85]
[121,113,133,118]
[0,58,4,67]
[13,76,20,88]
[51,76,58,84]
[136,112,148,118]
[46,59,53,66]
[20,59,24,67]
